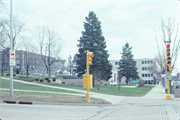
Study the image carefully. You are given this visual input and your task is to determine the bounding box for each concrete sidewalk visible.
[1,77,179,104]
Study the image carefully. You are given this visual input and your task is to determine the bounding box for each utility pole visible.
[10,0,13,97]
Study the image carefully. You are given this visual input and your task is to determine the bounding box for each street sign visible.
[9,50,15,66]
[9,50,15,59]
[9,58,15,66]
[166,73,171,80]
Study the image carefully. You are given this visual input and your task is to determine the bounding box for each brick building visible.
[1,48,65,74]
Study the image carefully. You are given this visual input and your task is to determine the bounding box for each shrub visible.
[138,78,144,87]
[52,77,56,82]
[16,69,20,74]
[40,79,44,82]
[63,76,68,79]
[35,78,39,81]
[13,74,16,76]
[7,73,10,76]
[45,78,49,80]
[48,80,51,82]
[28,79,36,82]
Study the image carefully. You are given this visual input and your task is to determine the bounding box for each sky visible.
[1,0,180,73]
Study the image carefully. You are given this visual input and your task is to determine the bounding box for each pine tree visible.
[76,11,112,82]
[118,43,139,84]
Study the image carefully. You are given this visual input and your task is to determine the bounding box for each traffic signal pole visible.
[166,43,171,99]
[84,51,94,102]
[86,61,90,102]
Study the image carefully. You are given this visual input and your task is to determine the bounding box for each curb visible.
[2,100,112,106]
[3,100,33,105]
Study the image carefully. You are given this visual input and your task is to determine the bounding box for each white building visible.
[109,58,156,85]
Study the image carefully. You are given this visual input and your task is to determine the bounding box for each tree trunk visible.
[48,66,50,79]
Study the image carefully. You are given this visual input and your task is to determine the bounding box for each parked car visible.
[174,81,180,88]
[129,81,138,84]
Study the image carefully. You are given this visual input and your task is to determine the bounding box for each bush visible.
[16,69,20,74]
[52,77,56,82]
[40,79,44,82]
[45,78,49,80]
[63,76,68,79]
[28,79,36,82]
[138,78,144,87]
[48,80,51,82]
[13,74,16,76]
[35,78,39,81]
[6,73,10,76]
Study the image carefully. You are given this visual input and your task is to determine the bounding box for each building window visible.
[148,60,149,64]
[148,74,150,77]
[145,67,147,70]
[142,61,144,64]
[142,67,144,70]
[145,74,147,77]
[142,74,144,77]
[148,67,150,70]
[151,74,153,77]
[145,61,147,64]
[151,60,153,64]
[115,62,117,65]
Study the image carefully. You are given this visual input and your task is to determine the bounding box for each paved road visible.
[1,77,180,119]
[0,101,179,120]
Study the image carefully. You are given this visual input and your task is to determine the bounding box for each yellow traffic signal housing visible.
[166,44,171,66]
[87,52,94,65]
[167,66,172,73]
[83,74,93,89]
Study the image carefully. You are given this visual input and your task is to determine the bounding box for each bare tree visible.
[21,37,38,77]
[152,17,180,77]
[93,71,102,90]
[0,16,24,72]
[36,27,62,79]
[1,17,25,49]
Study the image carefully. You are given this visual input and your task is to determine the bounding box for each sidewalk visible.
[1,77,180,104]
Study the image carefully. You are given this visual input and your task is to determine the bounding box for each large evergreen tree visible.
[76,11,112,82]
[118,43,139,84]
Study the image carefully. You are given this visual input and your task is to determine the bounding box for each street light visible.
[0,45,2,79]
[68,55,72,77]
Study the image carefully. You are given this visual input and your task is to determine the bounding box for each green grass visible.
[0,79,82,94]
[41,83,151,97]
[1,90,110,104]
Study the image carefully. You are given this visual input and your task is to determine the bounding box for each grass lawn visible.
[1,91,110,104]
[0,78,82,94]
[0,78,110,104]
[41,83,152,97]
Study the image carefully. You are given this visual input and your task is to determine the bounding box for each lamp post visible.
[68,55,72,78]
[0,45,2,79]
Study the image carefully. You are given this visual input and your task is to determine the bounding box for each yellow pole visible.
[167,80,169,94]
[86,56,90,102]
[166,80,171,99]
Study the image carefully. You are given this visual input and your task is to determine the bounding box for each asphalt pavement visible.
[1,77,180,119]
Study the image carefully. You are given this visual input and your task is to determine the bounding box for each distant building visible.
[177,73,180,81]
[109,58,156,85]
[1,48,65,74]
[68,54,77,77]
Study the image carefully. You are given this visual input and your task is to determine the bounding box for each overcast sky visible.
[1,0,180,73]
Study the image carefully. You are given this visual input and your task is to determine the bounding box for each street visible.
[0,97,179,120]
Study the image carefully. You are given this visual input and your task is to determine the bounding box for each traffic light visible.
[166,44,171,66]
[87,52,94,65]
[167,66,172,73]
